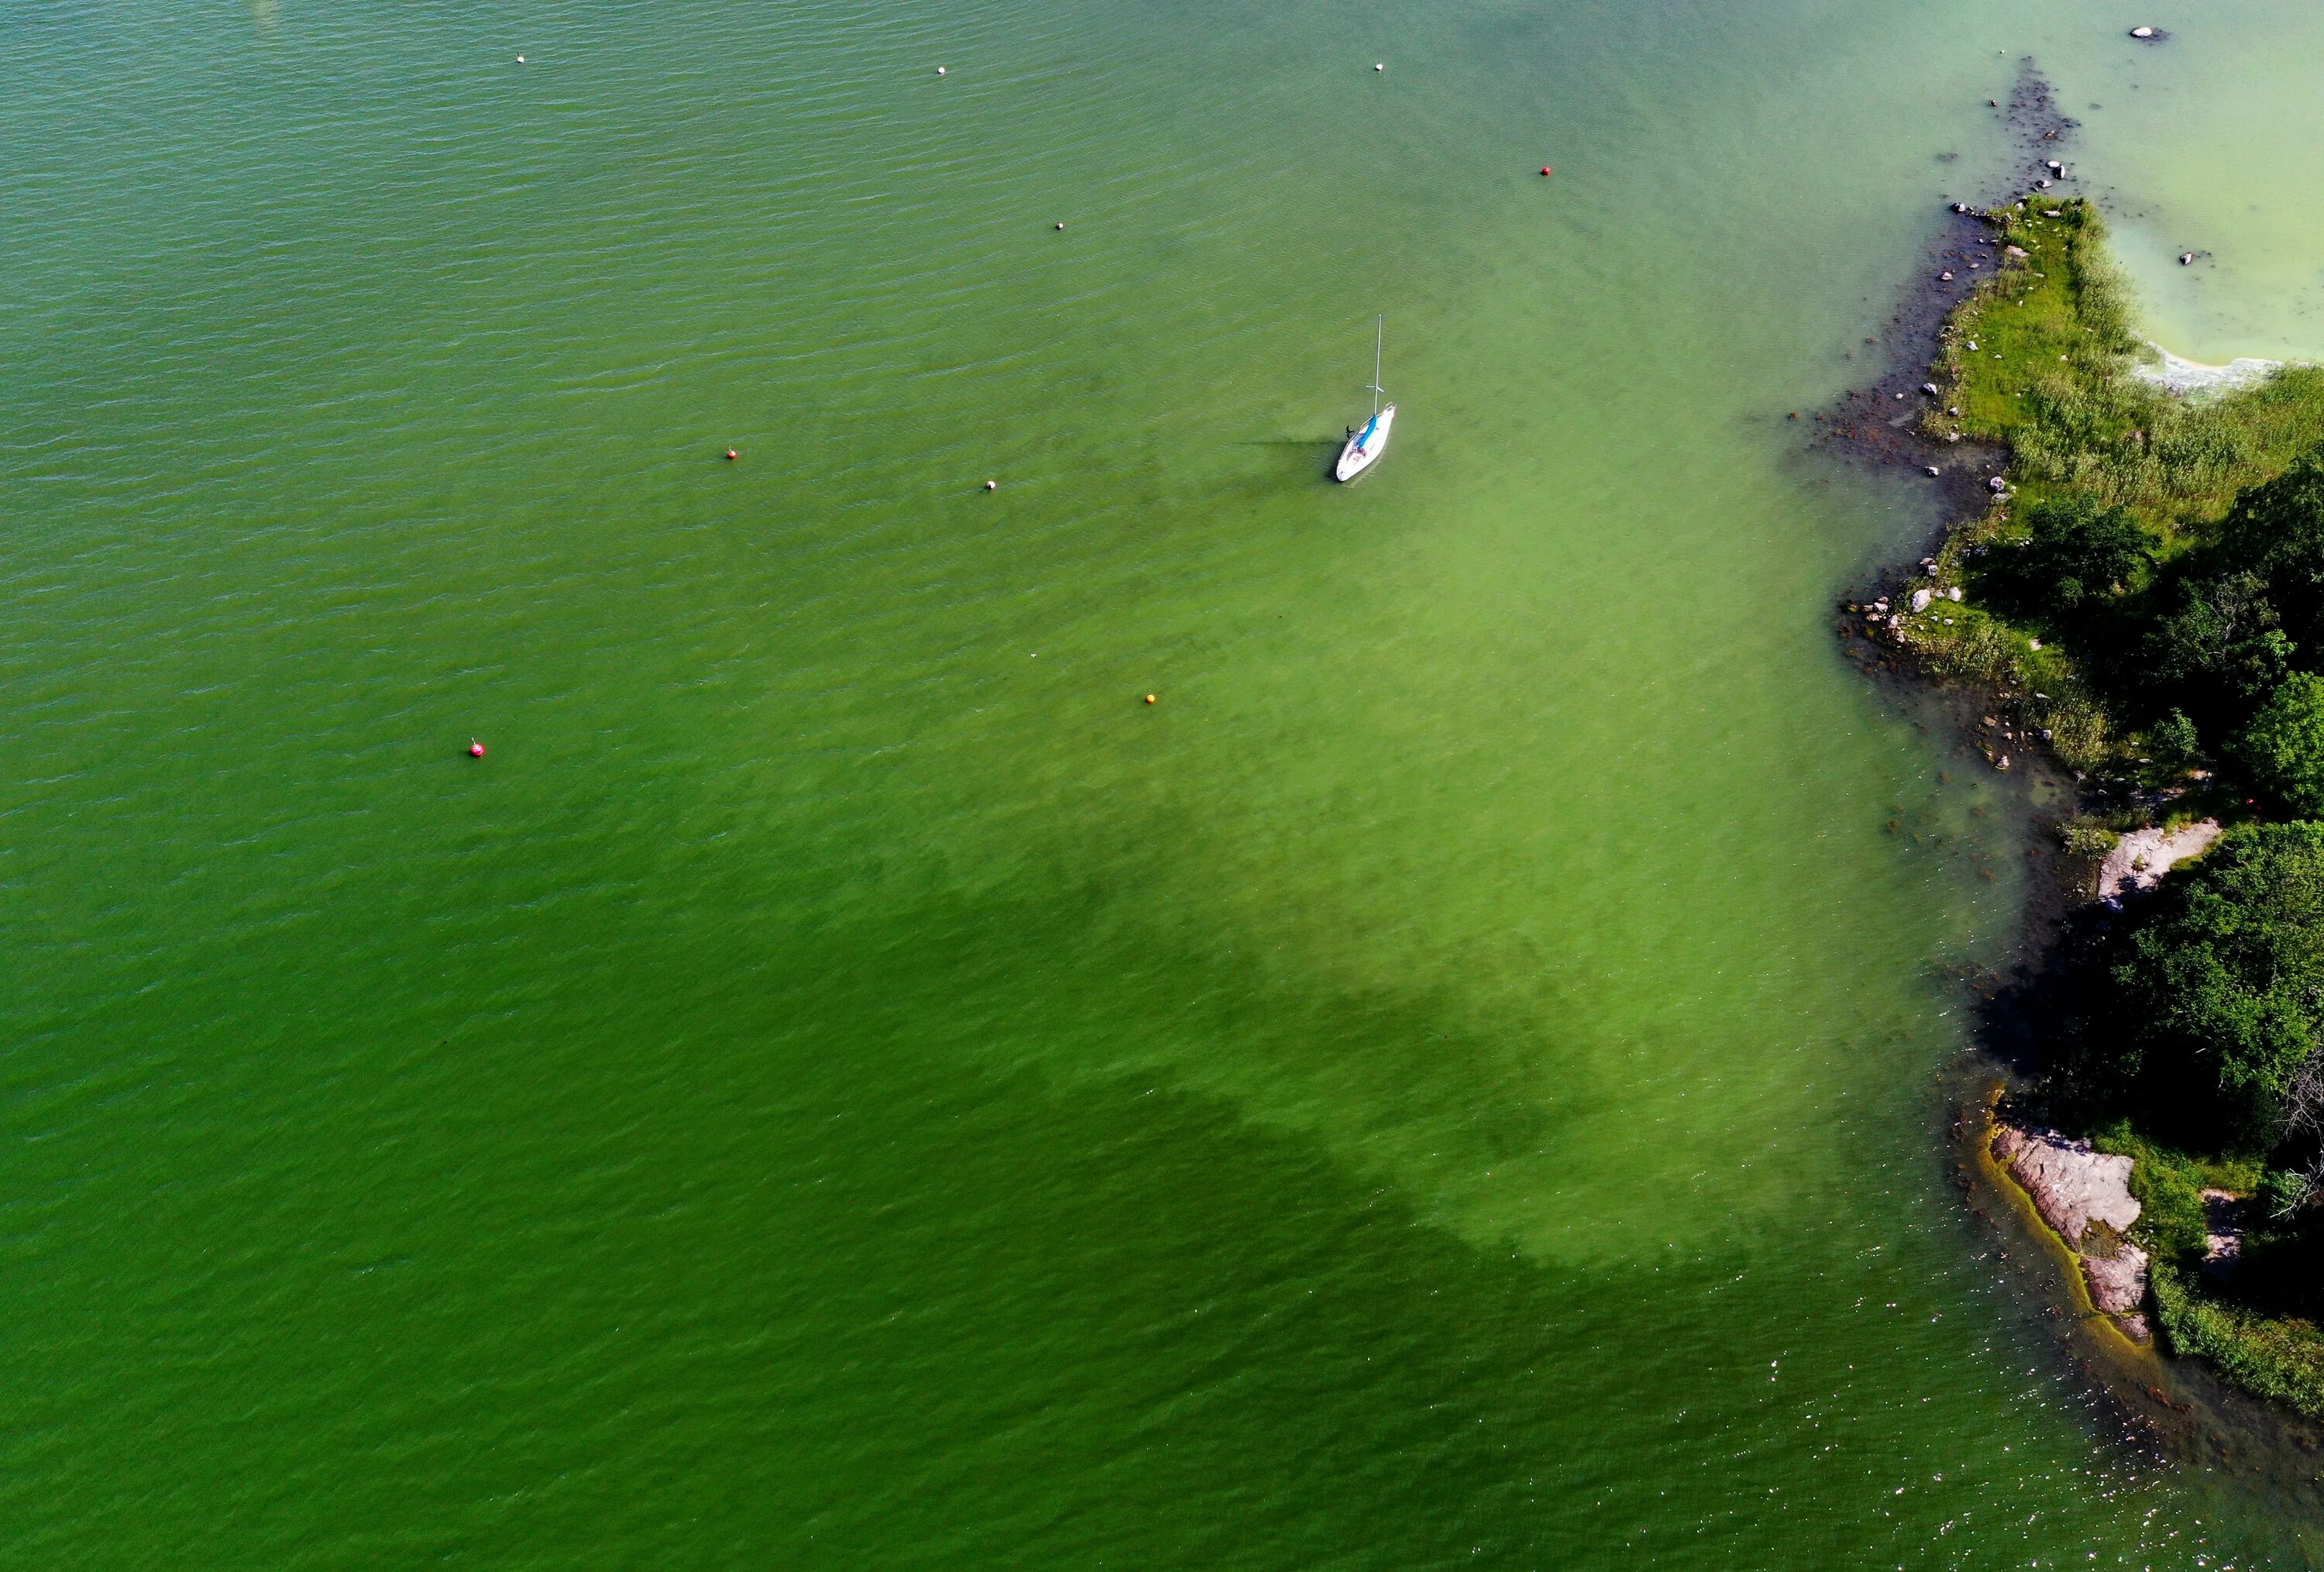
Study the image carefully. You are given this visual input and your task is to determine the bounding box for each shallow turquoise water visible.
[5,0,2322,1564]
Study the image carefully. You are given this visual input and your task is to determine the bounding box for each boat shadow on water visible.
[1232,435,1374,485]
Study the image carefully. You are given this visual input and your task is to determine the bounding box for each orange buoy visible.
[469,740,486,758]
[1143,694,1157,705]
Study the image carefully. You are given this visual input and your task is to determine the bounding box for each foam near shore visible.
[2133,346,2286,395]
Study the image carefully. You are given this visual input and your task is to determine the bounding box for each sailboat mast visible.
[1372,315,1383,415]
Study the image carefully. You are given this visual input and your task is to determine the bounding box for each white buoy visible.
[515,54,526,63]
[1373,62,1384,71]
[2130,26,2155,38]
[937,65,947,74]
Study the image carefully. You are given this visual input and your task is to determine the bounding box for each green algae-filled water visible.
[9,0,2324,1563]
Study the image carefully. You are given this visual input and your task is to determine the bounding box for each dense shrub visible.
[2236,673,2324,817]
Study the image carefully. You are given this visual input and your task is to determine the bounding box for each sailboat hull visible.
[1333,404,1395,482]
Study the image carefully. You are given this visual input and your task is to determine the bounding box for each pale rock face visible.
[2080,1241,2152,1317]
[1911,588,1933,613]
[2098,820,2222,903]
[1993,1121,2154,1340]
[1993,1124,2140,1245]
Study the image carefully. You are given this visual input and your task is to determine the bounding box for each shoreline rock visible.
[2097,819,2222,904]
[1992,1120,2153,1341]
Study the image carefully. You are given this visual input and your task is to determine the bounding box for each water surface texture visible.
[6,0,2324,1564]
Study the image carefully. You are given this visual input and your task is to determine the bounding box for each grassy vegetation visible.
[2089,1123,2264,1260]
[2150,1262,2324,1420]
[1886,195,2324,776]
[1894,194,2324,1416]
[1937,199,2324,529]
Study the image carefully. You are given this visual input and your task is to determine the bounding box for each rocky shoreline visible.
[1813,60,2076,490]
[1817,63,2321,1466]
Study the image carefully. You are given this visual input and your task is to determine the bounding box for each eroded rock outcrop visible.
[1993,1121,2152,1340]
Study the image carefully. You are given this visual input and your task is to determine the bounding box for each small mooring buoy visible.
[1054,221,1065,230]
[469,740,486,758]
[1144,693,1157,705]
[984,479,998,491]
[936,65,947,74]
[515,55,526,64]
[1373,62,1384,71]
[725,448,738,461]
[2130,26,2156,39]
[1539,166,1552,177]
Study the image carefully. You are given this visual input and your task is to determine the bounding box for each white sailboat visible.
[1334,315,1395,483]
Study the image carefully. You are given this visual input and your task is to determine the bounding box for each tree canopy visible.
[2103,821,2324,1149]
[1984,494,2157,626]
[2237,674,2324,818]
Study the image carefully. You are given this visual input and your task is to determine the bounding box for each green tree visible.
[2144,570,2290,707]
[2106,821,2324,1148]
[2150,708,2205,776]
[2237,672,2324,817]
[2216,452,2324,655]
[1994,494,2157,617]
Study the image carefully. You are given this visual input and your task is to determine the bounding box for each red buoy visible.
[1540,166,1553,177]
[469,740,486,758]
[725,448,738,461]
